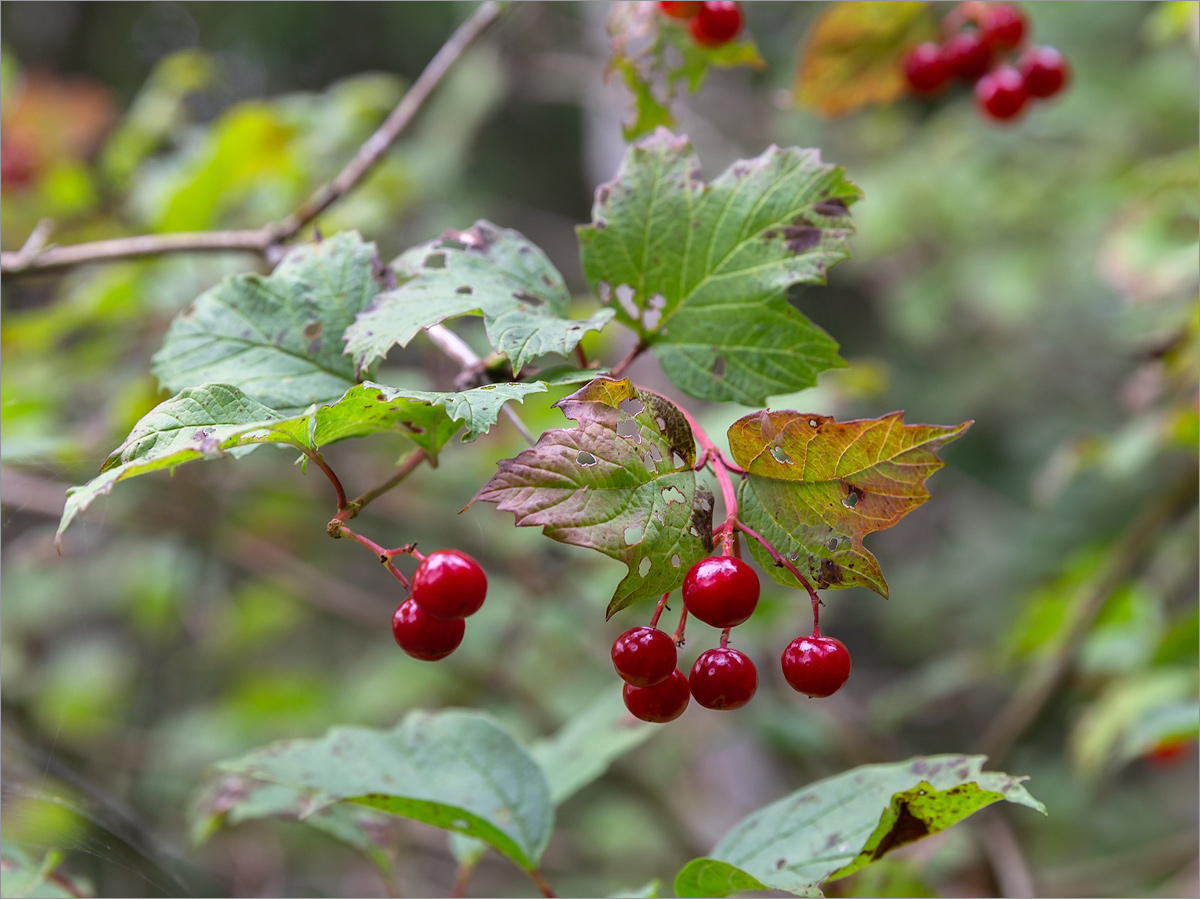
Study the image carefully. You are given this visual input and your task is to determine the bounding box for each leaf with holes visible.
[473,377,714,617]
[795,1,937,116]
[56,380,545,546]
[674,755,1045,898]
[189,709,553,872]
[729,410,971,598]
[152,231,382,413]
[345,221,614,375]
[577,129,859,404]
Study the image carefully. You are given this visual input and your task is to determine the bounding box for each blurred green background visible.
[1,2,1196,897]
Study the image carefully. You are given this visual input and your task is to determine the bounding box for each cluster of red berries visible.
[391,549,487,661]
[657,1,745,49]
[902,2,1070,122]
[613,556,852,723]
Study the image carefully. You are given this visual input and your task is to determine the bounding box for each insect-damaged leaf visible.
[577,129,858,404]
[345,220,613,375]
[728,410,971,598]
[473,377,714,617]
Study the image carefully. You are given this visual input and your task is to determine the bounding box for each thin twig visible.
[330,449,428,526]
[607,340,646,380]
[448,860,476,898]
[527,868,556,898]
[0,2,504,276]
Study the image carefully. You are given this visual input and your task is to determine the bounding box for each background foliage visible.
[1,2,1196,897]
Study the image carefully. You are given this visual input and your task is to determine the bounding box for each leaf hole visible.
[455,285,474,295]
[842,489,861,509]
[656,417,667,430]
[648,445,663,462]
[424,253,447,269]
[827,537,838,551]
[712,356,727,378]
[577,451,598,466]
[615,284,638,317]
[643,453,657,473]
[789,551,800,562]
[618,398,645,416]
[638,557,652,577]
[661,486,686,505]
[809,418,819,428]
[624,526,643,545]
[671,553,681,568]
[643,308,662,329]
[672,452,687,470]
[616,420,641,442]
[770,445,794,465]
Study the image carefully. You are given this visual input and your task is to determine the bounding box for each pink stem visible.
[671,606,689,647]
[649,592,671,629]
[719,627,730,649]
[330,523,412,590]
[734,520,822,634]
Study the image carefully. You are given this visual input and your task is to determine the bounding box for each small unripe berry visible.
[612,626,677,687]
[392,598,465,661]
[623,669,691,723]
[689,647,757,710]
[411,549,487,620]
[781,634,851,698]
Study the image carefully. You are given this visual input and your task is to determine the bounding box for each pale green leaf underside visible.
[192,710,552,871]
[345,221,614,374]
[674,755,1045,898]
[151,231,383,413]
[473,378,714,617]
[577,129,859,403]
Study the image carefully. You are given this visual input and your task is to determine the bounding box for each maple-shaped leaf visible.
[577,130,859,405]
[473,378,714,617]
[728,410,971,597]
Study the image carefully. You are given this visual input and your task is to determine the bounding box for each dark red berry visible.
[1018,45,1069,98]
[781,635,851,698]
[658,1,702,18]
[623,669,691,723]
[689,647,757,710]
[689,1,743,48]
[682,556,760,629]
[980,3,1027,51]
[0,137,36,192]
[903,42,951,94]
[392,598,465,661]
[974,65,1029,120]
[943,31,993,80]
[612,626,678,687]
[411,549,487,620]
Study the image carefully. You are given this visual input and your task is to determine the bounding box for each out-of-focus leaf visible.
[578,130,858,404]
[795,1,937,116]
[729,410,970,597]
[191,709,553,871]
[0,843,88,899]
[674,755,1044,898]
[474,377,714,616]
[345,221,613,375]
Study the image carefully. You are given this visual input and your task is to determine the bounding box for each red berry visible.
[623,669,691,723]
[0,137,37,192]
[975,65,1029,120]
[658,1,702,18]
[943,31,993,80]
[1019,45,1069,98]
[411,549,487,620]
[781,635,851,698]
[903,42,951,94]
[980,3,1027,51]
[689,1,743,48]
[1145,737,1193,766]
[689,647,757,710]
[392,598,465,661]
[612,626,678,687]
[682,556,760,629]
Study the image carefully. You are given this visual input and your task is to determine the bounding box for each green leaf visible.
[473,377,714,617]
[729,410,971,598]
[57,380,544,545]
[345,221,614,375]
[577,130,859,404]
[674,755,1045,899]
[152,231,382,413]
[0,844,83,899]
[191,709,553,871]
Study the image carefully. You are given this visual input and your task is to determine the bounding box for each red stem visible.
[528,868,556,898]
[608,340,646,380]
[734,520,822,634]
[719,627,730,649]
[330,523,412,590]
[649,592,671,629]
[671,606,689,647]
[331,449,428,525]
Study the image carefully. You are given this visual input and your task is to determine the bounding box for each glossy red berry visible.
[689,647,757,710]
[974,65,1029,121]
[623,669,691,723]
[612,626,678,687]
[689,1,743,48]
[781,635,851,698]
[943,31,993,80]
[980,3,1027,51]
[682,556,760,629]
[392,598,465,661]
[411,549,487,620]
[903,42,951,94]
[658,1,702,18]
[1019,46,1070,98]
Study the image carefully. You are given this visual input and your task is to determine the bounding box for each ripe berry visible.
[682,556,759,629]
[943,31,993,80]
[1018,45,1069,99]
[781,635,851,698]
[689,1,743,48]
[623,669,691,723]
[689,647,757,710]
[974,65,1029,121]
[612,626,678,687]
[903,42,951,94]
[411,549,487,620]
[980,3,1027,51]
[392,598,465,661]
[658,1,702,18]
